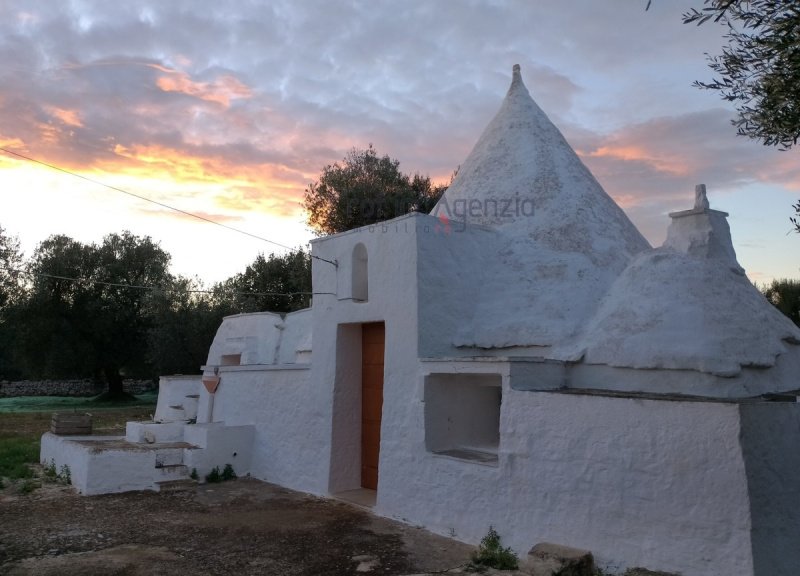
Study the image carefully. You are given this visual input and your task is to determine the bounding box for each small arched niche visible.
[352,243,368,302]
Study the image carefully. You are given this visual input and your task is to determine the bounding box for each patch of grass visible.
[43,459,58,480]
[468,526,519,572]
[0,436,39,479]
[0,392,157,414]
[18,478,40,494]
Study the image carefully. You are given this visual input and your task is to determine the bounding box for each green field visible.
[0,394,157,482]
[0,391,158,413]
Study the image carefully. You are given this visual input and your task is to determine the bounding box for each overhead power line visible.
[0,146,337,267]
[2,265,335,299]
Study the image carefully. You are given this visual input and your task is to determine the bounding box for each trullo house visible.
[42,65,800,576]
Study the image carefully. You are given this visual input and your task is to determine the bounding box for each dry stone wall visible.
[0,379,156,397]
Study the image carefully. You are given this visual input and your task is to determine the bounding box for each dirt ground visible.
[0,477,479,576]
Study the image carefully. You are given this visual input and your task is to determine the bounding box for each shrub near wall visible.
[0,379,156,398]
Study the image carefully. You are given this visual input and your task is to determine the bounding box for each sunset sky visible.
[1,0,798,285]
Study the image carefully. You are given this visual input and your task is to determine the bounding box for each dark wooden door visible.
[361,322,385,490]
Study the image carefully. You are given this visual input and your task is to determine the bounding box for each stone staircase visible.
[40,376,254,495]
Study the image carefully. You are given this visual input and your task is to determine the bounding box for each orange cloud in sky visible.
[36,122,60,145]
[584,145,690,177]
[104,143,308,219]
[608,193,640,209]
[47,106,83,127]
[0,136,25,149]
[156,71,253,107]
[753,152,800,192]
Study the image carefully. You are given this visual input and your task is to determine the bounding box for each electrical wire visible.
[0,146,338,267]
[1,265,336,299]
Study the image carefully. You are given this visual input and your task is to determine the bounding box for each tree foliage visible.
[791,199,800,233]
[16,232,171,397]
[0,223,313,390]
[304,145,446,235]
[683,1,800,150]
[215,248,312,313]
[0,226,24,379]
[0,225,23,310]
[148,276,231,376]
[763,278,800,327]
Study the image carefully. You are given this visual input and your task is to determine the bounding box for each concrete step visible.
[154,447,184,468]
[153,463,189,482]
[126,421,185,444]
[155,478,198,493]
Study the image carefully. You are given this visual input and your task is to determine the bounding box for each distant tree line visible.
[0,224,311,399]
[0,145,446,399]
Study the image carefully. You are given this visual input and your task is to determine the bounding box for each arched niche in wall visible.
[352,243,368,302]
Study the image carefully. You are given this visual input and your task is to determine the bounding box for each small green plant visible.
[43,459,58,480]
[43,460,71,485]
[190,468,199,480]
[468,526,519,572]
[205,466,222,483]
[59,464,71,485]
[221,463,237,481]
[19,479,39,494]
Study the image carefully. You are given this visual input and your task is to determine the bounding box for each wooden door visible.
[361,322,385,490]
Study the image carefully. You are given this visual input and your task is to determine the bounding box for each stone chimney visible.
[663,184,744,274]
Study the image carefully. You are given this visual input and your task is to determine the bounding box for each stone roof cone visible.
[556,186,800,393]
[438,66,649,350]
[432,64,648,259]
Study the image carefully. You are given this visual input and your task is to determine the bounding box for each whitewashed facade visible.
[42,66,800,576]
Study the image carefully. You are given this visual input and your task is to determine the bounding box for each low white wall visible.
[378,389,754,576]
[40,434,156,495]
[155,376,201,422]
[183,423,254,478]
[208,365,327,495]
[40,433,92,493]
[84,447,156,495]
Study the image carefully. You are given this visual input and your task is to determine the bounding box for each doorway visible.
[360,322,385,490]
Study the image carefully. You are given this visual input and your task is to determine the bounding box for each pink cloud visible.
[156,71,253,107]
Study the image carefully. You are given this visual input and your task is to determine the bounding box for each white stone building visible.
[42,66,800,576]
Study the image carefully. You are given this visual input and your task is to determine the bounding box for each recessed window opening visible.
[221,354,241,366]
[352,243,368,302]
[424,373,501,465]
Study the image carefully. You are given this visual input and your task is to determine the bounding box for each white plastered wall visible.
[377,368,755,576]
[154,375,201,422]
[40,433,156,495]
[206,366,322,493]
[311,214,422,497]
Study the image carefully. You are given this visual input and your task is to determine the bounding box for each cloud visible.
[46,106,83,127]
[0,0,795,261]
[569,109,800,211]
[137,206,244,224]
[155,70,253,108]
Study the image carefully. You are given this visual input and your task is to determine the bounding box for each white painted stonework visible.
[44,66,800,576]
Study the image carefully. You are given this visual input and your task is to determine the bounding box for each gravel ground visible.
[0,476,477,576]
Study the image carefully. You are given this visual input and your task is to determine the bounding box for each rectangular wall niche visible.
[424,373,501,465]
[221,354,242,366]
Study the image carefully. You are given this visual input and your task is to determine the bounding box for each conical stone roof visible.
[435,65,649,350]
[432,64,647,255]
[557,187,800,391]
